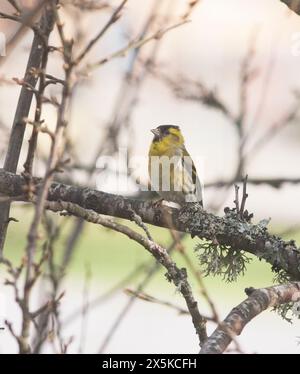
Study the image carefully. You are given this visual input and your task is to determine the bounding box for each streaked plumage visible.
[148,125,203,206]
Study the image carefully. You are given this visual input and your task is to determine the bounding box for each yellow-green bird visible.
[148,125,203,207]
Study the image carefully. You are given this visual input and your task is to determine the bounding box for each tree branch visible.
[85,20,190,72]
[43,200,208,347]
[206,177,300,189]
[73,0,128,65]
[200,282,300,354]
[0,170,300,280]
[280,0,300,15]
[0,3,56,256]
[0,0,51,65]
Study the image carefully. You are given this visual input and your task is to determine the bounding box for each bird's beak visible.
[151,128,160,137]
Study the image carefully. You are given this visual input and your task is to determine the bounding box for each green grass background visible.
[5,205,299,305]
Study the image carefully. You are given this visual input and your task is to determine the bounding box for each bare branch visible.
[151,71,235,122]
[124,289,190,316]
[200,282,300,354]
[85,20,190,72]
[0,0,51,63]
[98,233,184,353]
[0,3,56,256]
[206,176,300,189]
[0,170,299,280]
[73,0,128,65]
[43,200,208,347]
[0,11,22,23]
[63,260,149,327]
[280,0,300,15]
[6,0,22,13]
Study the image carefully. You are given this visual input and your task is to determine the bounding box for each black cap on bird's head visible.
[151,125,181,141]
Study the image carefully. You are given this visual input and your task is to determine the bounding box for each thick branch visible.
[200,282,300,354]
[0,4,55,255]
[0,170,300,279]
[280,0,300,15]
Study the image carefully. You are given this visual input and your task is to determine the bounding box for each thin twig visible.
[43,200,208,348]
[73,0,128,65]
[85,20,190,72]
[98,233,184,353]
[239,175,248,218]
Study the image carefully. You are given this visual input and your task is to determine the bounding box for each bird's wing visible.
[181,146,203,205]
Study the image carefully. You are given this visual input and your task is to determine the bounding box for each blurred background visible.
[0,0,300,353]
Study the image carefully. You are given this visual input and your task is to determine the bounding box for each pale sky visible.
[1,0,300,223]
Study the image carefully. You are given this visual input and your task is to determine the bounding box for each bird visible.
[148,125,203,207]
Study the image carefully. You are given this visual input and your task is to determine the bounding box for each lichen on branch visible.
[0,170,300,280]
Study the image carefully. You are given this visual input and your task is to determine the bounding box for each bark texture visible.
[1,170,300,280]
